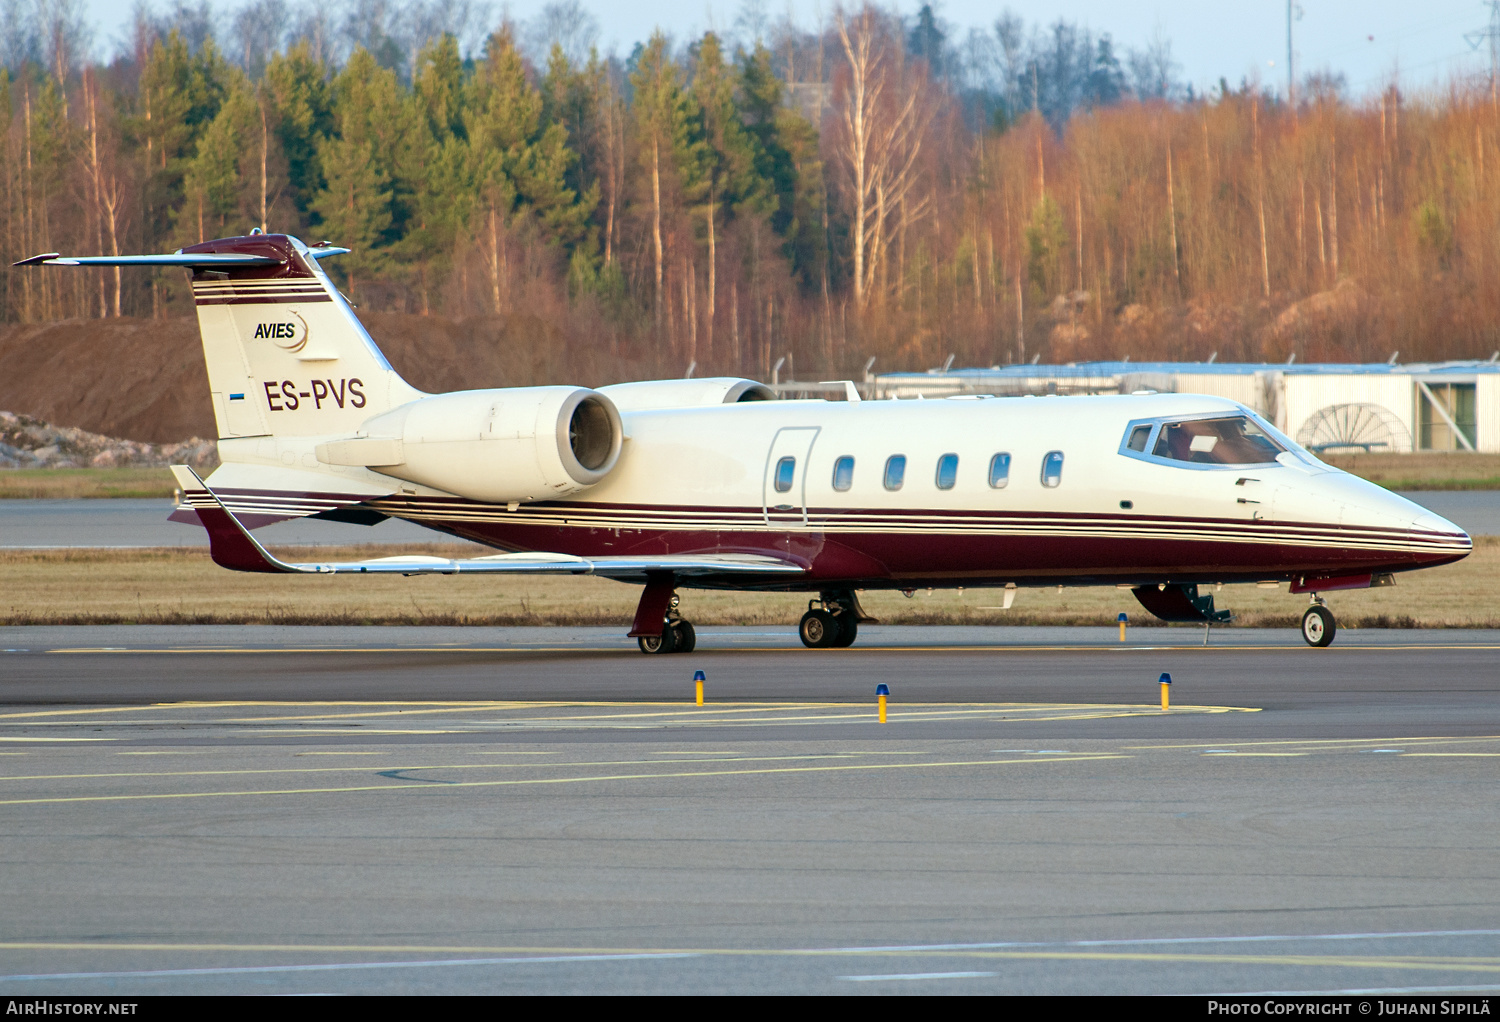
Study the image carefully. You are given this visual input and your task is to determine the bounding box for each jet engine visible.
[315,386,623,503]
[598,377,774,412]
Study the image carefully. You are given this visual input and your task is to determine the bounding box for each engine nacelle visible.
[598,377,773,412]
[316,386,622,503]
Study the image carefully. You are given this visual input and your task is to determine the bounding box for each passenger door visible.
[762,427,820,528]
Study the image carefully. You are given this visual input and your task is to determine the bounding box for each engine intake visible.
[317,386,623,503]
[598,377,774,412]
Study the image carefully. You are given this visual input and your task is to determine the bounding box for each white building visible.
[866,360,1500,454]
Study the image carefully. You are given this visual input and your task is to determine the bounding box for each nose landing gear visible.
[798,590,868,648]
[1301,595,1337,647]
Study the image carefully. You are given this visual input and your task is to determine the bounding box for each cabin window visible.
[1126,425,1153,452]
[832,456,855,492]
[883,455,907,491]
[774,456,796,493]
[1041,451,1064,488]
[988,453,1011,488]
[935,453,959,490]
[1151,416,1284,465]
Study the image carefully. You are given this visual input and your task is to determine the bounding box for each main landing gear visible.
[798,590,866,649]
[1301,595,1337,648]
[637,592,697,654]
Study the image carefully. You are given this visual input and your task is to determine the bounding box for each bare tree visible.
[231,0,287,78]
[833,4,929,310]
[34,0,93,111]
[400,0,490,77]
[993,11,1025,111]
[154,1,217,54]
[1128,25,1182,101]
[524,0,598,67]
[733,0,769,48]
[82,68,125,315]
[1,0,42,72]
[340,0,404,71]
[288,7,335,65]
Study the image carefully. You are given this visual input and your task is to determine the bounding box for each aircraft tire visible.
[673,620,696,653]
[638,624,679,655]
[1301,605,1336,647]
[831,614,858,647]
[799,609,839,648]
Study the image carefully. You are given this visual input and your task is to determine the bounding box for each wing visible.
[170,466,806,581]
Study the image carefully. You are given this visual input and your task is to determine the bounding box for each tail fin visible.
[16,233,422,440]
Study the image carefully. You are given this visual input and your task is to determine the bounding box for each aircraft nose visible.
[1411,509,1471,543]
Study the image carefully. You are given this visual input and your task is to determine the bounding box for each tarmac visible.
[1,625,1498,994]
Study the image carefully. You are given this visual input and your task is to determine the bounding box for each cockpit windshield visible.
[1150,416,1286,465]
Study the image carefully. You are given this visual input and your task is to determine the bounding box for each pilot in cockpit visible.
[1152,416,1283,466]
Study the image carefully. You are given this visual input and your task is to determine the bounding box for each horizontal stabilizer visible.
[14,252,280,268]
[171,466,805,580]
[13,245,348,269]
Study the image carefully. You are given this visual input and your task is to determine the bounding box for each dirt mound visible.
[0,318,212,443]
[0,312,629,444]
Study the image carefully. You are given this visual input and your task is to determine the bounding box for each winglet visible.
[170,465,301,574]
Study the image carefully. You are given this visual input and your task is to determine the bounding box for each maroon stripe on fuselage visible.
[196,488,1467,589]
[416,519,1461,589]
[367,495,1465,551]
[352,495,1468,590]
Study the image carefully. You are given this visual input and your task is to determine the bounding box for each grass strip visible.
[0,467,178,499]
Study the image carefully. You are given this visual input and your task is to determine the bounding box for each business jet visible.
[17,232,1471,650]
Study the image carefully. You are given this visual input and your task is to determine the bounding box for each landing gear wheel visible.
[831,614,858,648]
[672,620,696,653]
[799,609,839,648]
[1301,605,1336,647]
[638,624,679,655]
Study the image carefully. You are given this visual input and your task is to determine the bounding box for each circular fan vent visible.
[1295,402,1412,453]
